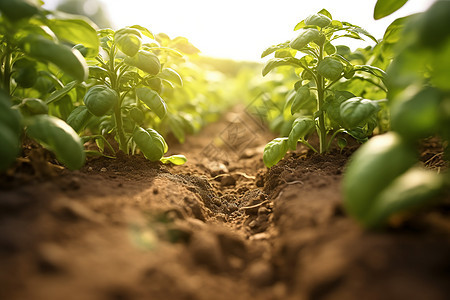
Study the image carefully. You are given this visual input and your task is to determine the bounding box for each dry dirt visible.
[1,109,450,300]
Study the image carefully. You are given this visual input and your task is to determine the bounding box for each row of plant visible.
[0,0,236,172]
[256,0,449,229]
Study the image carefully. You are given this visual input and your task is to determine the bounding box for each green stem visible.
[300,139,319,153]
[316,43,327,154]
[326,128,345,151]
[2,46,12,95]
[108,44,127,153]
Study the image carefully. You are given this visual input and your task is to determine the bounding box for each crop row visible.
[1,0,449,230]
[252,0,450,229]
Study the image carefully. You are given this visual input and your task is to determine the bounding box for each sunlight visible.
[44,0,434,61]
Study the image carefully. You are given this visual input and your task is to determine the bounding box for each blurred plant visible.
[343,0,450,229]
[0,0,99,170]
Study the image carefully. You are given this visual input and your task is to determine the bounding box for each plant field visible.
[1,1,449,299]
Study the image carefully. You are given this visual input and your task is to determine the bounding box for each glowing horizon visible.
[44,0,434,61]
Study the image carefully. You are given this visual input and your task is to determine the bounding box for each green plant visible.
[261,9,387,167]
[343,0,450,229]
[69,26,186,163]
[0,0,99,171]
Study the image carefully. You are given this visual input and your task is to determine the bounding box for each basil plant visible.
[261,9,387,167]
[68,26,186,165]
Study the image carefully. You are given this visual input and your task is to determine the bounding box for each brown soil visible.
[1,108,450,300]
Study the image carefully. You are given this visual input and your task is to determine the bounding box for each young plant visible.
[0,0,99,171]
[68,26,186,164]
[343,0,450,229]
[261,9,386,167]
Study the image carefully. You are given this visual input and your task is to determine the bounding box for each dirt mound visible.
[1,110,449,300]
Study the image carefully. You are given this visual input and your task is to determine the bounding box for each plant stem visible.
[316,43,327,154]
[300,139,319,153]
[108,44,127,153]
[2,46,11,96]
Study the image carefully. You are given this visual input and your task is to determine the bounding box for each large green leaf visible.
[261,41,290,58]
[136,87,167,119]
[290,28,320,51]
[263,137,289,168]
[158,68,183,87]
[366,167,444,228]
[67,106,93,133]
[374,0,409,20]
[317,57,344,81]
[340,97,379,128]
[291,85,311,114]
[47,14,100,57]
[0,0,40,21]
[26,115,85,170]
[343,132,417,225]
[132,127,167,162]
[305,13,331,28]
[114,27,142,57]
[20,34,89,82]
[391,86,442,141]
[262,57,301,76]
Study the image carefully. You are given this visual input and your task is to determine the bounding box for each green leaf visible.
[129,25,154,39]
[342,132,418,225]
[367,167,444,228]
[0,0,40,21]
[45,80,78,104]
[132,127,167,162]
[324,41,336,55]
[290,28,320,51]
[263,137,289,168]
[12,57,37,88]
[0,93,22,136]
[0,124,20,171]
[136,87,167,119]
[0,93,21,171]
[261,41,290,58]
[20,34,88,82]
[160,155,187,165]
[317,57,344,81]
[83,85,119,117]
[47,14,100,57]
[340,97,379,128]
[305,13,332,28]
[114,27,142,57]
[291,85,311,114]
[168,115,185,143]
[288,117,315,150]
[19,98,48,115]
[67,106,93,133]
[26,115,85,170]
[374,0,409,20]
[124,50,161,75]
[294,20,306,31]
[318,9,332,19]
[158,68,183,87]
[383,16,411,44]
[262,57,301,76]
[391,86,442,141]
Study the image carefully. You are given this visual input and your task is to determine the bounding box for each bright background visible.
[43,0,435,61]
